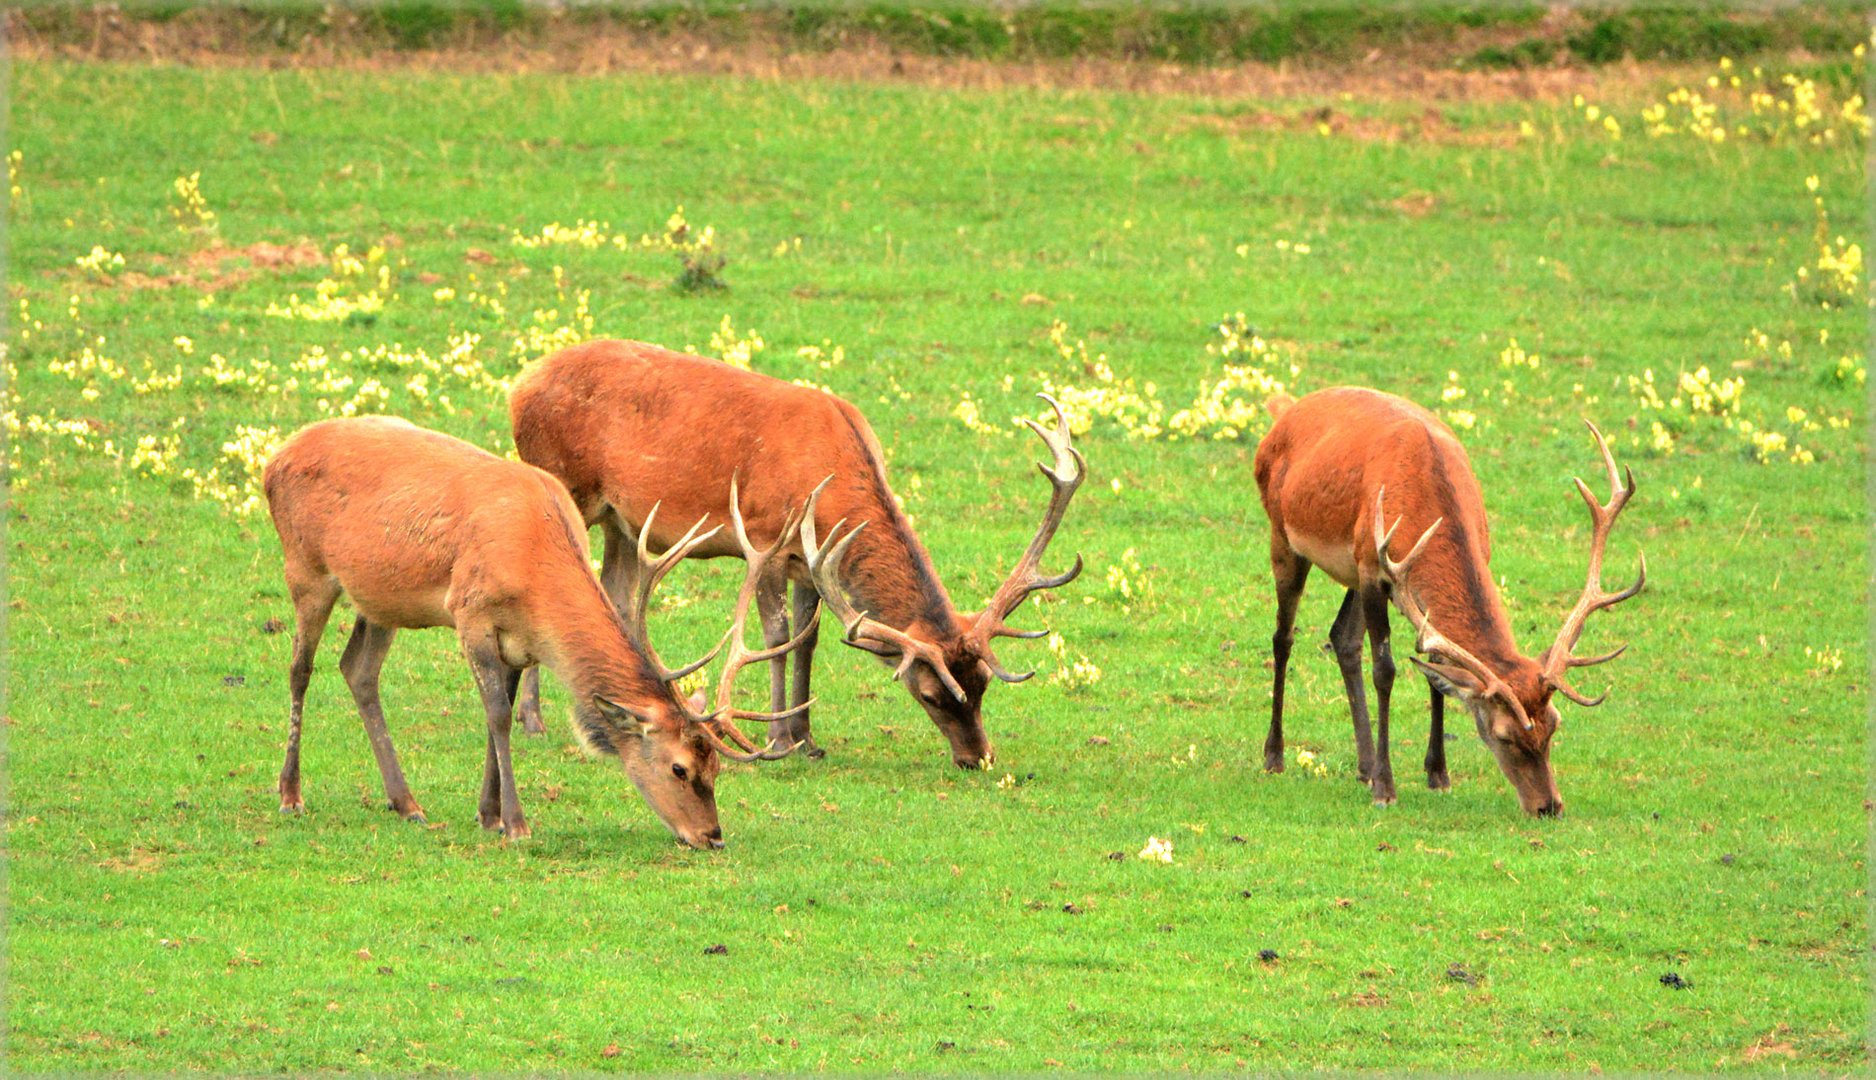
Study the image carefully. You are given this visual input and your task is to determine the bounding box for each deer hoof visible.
[1427,771,1451,791]
[804,745,827,761]
[1263,753,1285,774]
[502,824,532,841]
[479,810,502,831]
[405,812,429,826]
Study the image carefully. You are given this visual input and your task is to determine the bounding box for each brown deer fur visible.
[511,340,1081,768]
[1254,387,1641,814]
[264,416,745,848]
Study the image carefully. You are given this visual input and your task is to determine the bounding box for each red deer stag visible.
[510,340,1085,769]
[1253,387,1644,814]
[263,416,817,848]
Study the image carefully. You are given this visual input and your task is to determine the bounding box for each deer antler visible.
[618,503,725,683]
[800,478,969,703]
[1539,420,1645,707]
[965,392,1086,683]
[684,475,823,764]
[1373,487,1535,730]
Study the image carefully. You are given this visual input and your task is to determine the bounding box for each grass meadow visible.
[6,51,1869,1073]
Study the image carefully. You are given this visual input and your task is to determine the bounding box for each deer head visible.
[1376,420,1644,816]
[801,394,1085,768]
[581,479,818,848]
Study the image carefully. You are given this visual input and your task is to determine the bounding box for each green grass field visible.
[6,52,1868,1073]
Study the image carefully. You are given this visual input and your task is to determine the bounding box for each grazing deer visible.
[1253,387,1644,814]
[263,416,816,848]
[510,339,1085,769]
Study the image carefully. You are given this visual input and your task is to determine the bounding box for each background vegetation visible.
[6,29,1868,1075]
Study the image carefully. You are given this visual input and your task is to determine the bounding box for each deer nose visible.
[1535,800,1564,818]
[704,827,724,849]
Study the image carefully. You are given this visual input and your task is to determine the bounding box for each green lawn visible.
[6,55,1867,1073]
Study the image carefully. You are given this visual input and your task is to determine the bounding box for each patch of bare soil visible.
[118,239,323,292]
[9,11,1716,106]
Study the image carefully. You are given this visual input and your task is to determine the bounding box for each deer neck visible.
[534,582,668,711]
[1404,528,1528,675]
[840,511,962,643]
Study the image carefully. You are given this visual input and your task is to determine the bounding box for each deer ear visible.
[1410,656,1486,702]
[591,695,650,738]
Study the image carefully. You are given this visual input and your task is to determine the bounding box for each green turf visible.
[6,56,1867,1072]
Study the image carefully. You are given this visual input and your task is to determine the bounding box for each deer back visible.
[511,339,959,634]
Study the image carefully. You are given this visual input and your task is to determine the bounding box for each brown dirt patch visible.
[9,10,1722,106]
[115,239,324,293]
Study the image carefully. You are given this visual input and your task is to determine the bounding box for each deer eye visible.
[671,763,690,781]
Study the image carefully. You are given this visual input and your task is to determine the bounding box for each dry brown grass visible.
[8,8,1727,106]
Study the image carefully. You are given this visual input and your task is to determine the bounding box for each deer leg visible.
[1327,590,1376,783]
[1360,585,1397,806]
[515,667,546,737]
[466,640,528,839]
[1264,547,1310,773]
[788,580,824,759]
[597,513,645,615]
[755,576,794,750]
[279,576,340,813]
[1425,677,1451,790]
[337,617,426,823]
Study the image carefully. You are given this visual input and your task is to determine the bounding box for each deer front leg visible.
[1425,677,1450,790]
[1360,586,1397,806]
[339,616,427,823]
[755,575,793,750]
[1327,590,1376,783]
[1264,548,1310,773]
[465,640,528,840]
[279,575,341,813]
[788,580,824,759]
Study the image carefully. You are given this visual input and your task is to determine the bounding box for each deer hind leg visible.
[1327,589,1377,784]
[1425,677,1451,790]
[1359,585,1397,806]
[338,616,426,823]
[788,580,824,759]
[465,637,528,839]
[515,667,546,737]
[1264,546,1310,773]
[279,574,341,813]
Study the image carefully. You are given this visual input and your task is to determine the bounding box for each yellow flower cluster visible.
[1294,747,1329,778]
[693,314,765,371]
[950,391,1005,437]
[1166,315,1296,441]
[169,172,216,231]
[8,149,21,201]
[74,246,126,276]
[1103,547,1151,611]
[1596,56,1871,146]
[1498,337,1540,370]
[1804,644,1844,676]
[509,289,595,362]
[1046,630,1102,690]
[1137,835,1175,863]
[1440,370,1477,431]
[177,426,286,517]
[1018,316,1300,445]
[510,219,619,250]
[264,258,393,324]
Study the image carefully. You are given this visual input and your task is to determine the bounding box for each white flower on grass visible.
[1138,835,1174,863]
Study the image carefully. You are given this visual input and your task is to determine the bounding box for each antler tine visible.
[684,479,826,760]
[800,480,969,703]
[969,393,1088,649]
[1373,488,1533,730]
[615,501,730,682]
[1542,423,1645,703]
